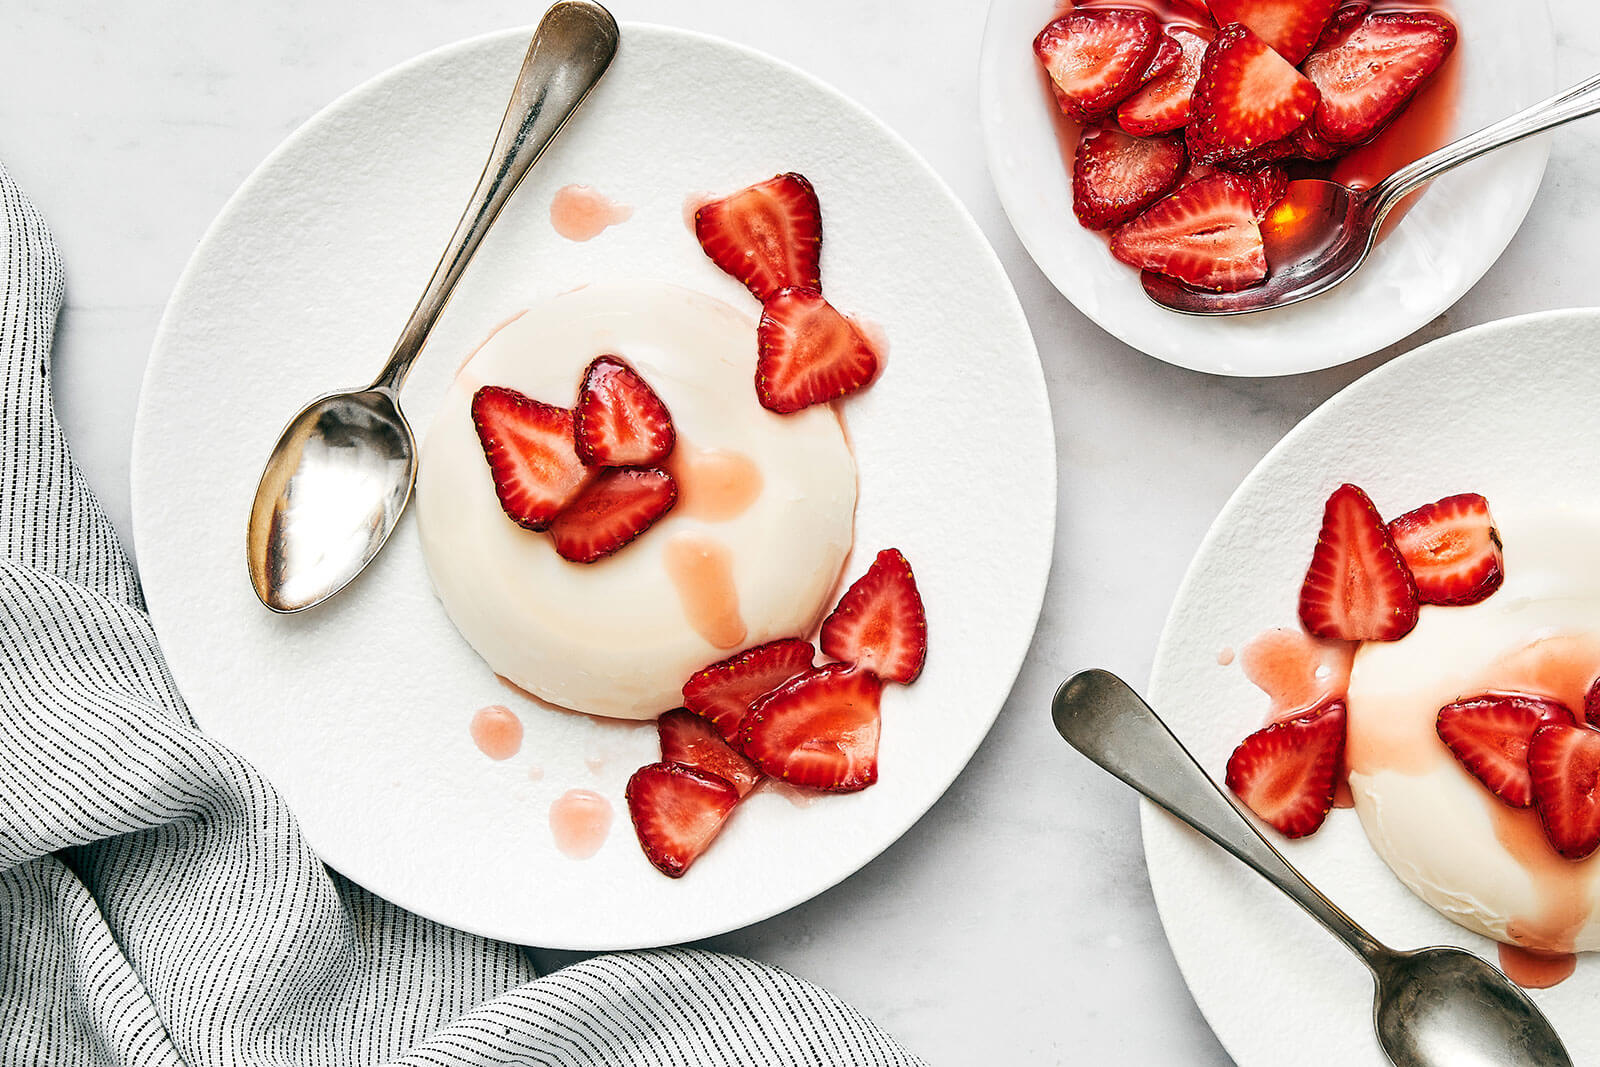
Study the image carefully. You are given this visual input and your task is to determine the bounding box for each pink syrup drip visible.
[549,184,632,241]
[549,788,612,860]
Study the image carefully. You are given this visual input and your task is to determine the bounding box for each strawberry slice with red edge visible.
[470,385,591,531]
[1187,23,1319,166]
[1529,723,1600,861]
[755,287,880,414]
[694,173,822,303]
[1073,126,1188,231]
[547,467,676,564]
[1110,172,1267,292]
[625,762,740,877]
[1225,701,1346,838]
[1437,695,1576,809]
[682,638,816,743]
[657,708,763,798]
[1234,164,1288,215]
[1586,678,1600,728]
[1386,493,1505,607]
[1117,26,1211,137]
[1206,0,1341,64]
[1135,33,1184,86]
[1302,10,1456,146]
[1297,483,1419,642]
[1034,8,1162,123]
[741,664,884,792]
[820,548,928,685]
[573,355,676,468]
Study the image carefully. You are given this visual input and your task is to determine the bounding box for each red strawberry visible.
[1034,9,1162,123]
[1302,11,1456,146]
[694,173,822,303]
[682,638,816,743]
[820,548,928,685]
[1072,126,1188,231]
[1225,701,1346,838]
[1109,172,1267,292]
[1386,493,1504,607]
[1298,483,1419,642]
[1437,695,1575,809]
[1529,723,1600,861]
[741,664,884,792]
[1315,2,1371,51]
[1587,678,1600,728]
[470,386,591,531]
[1187,23,1319,166]
[1290,122,1343,161]
[1235,164,1288,215]
[573,355,676,467]
[547,467,676,564]
[1117,26,1211,137]
[625,762,740,877]
[755,287,880,414]
[1207,0,1341,64]
[1136,33,1184,86]
[657,708,763,798]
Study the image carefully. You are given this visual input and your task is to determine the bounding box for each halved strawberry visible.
[694,173,822,303]
[1207,0,1341,64]
[820,548,928,685]
[625,762,740,877]
[1225,701,1346,838]
[1109,172,1267,292]
[1301,11,1456,146]
[1117,26,1211,137]
[682,638,816,743]
[741,664,884,792]
[573,355,675,467]
[1073,126,1188,231]
[1034,8,1162,123]
[1187,23,1319,166]
[1529,723,1600,861]
[1437,695,1575,809]
[1386,493,1504,607]
[1298,483,1419,642]
[755,287,880,414]
[470,386,591,531]
[657,707,763,798]
[547,467,676,564]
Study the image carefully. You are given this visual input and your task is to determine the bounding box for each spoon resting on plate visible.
[1052,669,1571,1067]
[1144,68,1600,315]
[245,0,619,613]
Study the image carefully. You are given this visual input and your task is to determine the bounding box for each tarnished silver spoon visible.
[1052,668,1571,1067]
[246,1,618,612]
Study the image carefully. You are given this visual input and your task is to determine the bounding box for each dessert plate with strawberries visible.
[978,0,1555,375]
[1143,307,1600,1064]
[130,24,1054,949]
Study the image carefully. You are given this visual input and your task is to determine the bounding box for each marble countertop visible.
[9,1,1599,1062]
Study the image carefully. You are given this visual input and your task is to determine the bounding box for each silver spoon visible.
[1144,69,1600,315]
[1052,668,1571,1067]
[246,1,619,612]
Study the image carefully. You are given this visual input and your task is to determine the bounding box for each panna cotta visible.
[416,281,856,720]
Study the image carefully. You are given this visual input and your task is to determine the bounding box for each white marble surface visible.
[8,1,1600,1062]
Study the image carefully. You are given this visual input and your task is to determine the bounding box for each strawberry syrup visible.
[549,788,612,859]
[1240,627,1356,721]
[549,184,633,241]
[667,440,764,522]
[664,532,747,650]
[469,704,523,760]
[1498,944,1578,990]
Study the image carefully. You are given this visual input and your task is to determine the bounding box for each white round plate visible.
[978,0,1554,376]
[1144,308,1600,1064]
[131,25,1055,950]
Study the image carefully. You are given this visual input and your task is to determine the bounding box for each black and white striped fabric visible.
[0,161,922,1067]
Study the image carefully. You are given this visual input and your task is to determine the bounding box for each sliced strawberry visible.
[470,386,590,531]
[657,708,763,798]
[1290,122,1343,161]
[1207,0,1340,64]
[625,762,740,877]
[694,173,822,303]
[1136,33,1184,86]
[682,638,816,743]
[1387,493,1504,607]
[741,664,884,792]
[1234,164,1288,215]
[1225,701,1346,838]
[1302,11,1456,146]
[1072,126,1187,231]
[820,548,928,685]
[1437,695,1575,809]
[1034,9,1162,123]
[1587,678,1600,728]
[1117,26,1211,137]
[547,467,676,564]
[1529,723,1600,861]
[1187,23,1319,166]
[573,355,676,468]
[1298,483,1419,642]
[1314,2,1371,51]
[1109,172,1266,292]
[755,287,880,414]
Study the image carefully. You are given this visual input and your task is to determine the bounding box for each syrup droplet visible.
[549,788,613,859]
[549,184,632,241]
[469,705,523,761]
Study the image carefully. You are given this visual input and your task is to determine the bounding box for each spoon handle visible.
[369,1,620,394]
[1052,669,1390,971]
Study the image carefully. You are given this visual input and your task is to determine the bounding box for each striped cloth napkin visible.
[0,161,921,1067]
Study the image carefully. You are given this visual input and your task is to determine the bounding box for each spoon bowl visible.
[1374,947,1568,1067]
